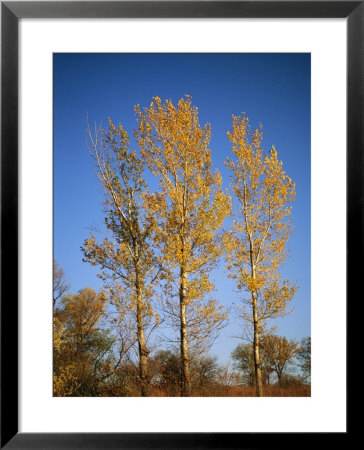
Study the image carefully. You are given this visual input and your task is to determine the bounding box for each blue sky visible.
[54,53,310,365]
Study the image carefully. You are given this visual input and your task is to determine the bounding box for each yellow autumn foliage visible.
[225,113,297,396]
[135,96,231,394]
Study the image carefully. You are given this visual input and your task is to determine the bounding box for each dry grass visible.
[147,384,311,397]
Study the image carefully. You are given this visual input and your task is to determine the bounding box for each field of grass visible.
[147,384,311,397]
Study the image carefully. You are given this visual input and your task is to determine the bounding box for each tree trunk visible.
[134,242,148,397]
[180,268,191,397]
[136,293,148,397]
[252,293,263,397]
[249,243,263,397]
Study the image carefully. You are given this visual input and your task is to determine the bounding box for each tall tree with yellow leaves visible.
[135,96,230,396]
[82,119,159,396]
[225,114,297,396]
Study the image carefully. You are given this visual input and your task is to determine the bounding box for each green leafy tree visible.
[53,288,117,396]
[231,341,273,387]
[152,350,182,396]
[297,336,311,383]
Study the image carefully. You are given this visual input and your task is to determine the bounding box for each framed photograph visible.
[1,1,355,448]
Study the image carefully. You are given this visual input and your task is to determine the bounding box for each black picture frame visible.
[1,1,356,448]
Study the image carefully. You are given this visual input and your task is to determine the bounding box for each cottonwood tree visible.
[135,96,230,396]
[225,114,296,396]
[82,119,159,396]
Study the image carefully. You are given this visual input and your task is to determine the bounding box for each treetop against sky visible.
[54,53,310,364]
